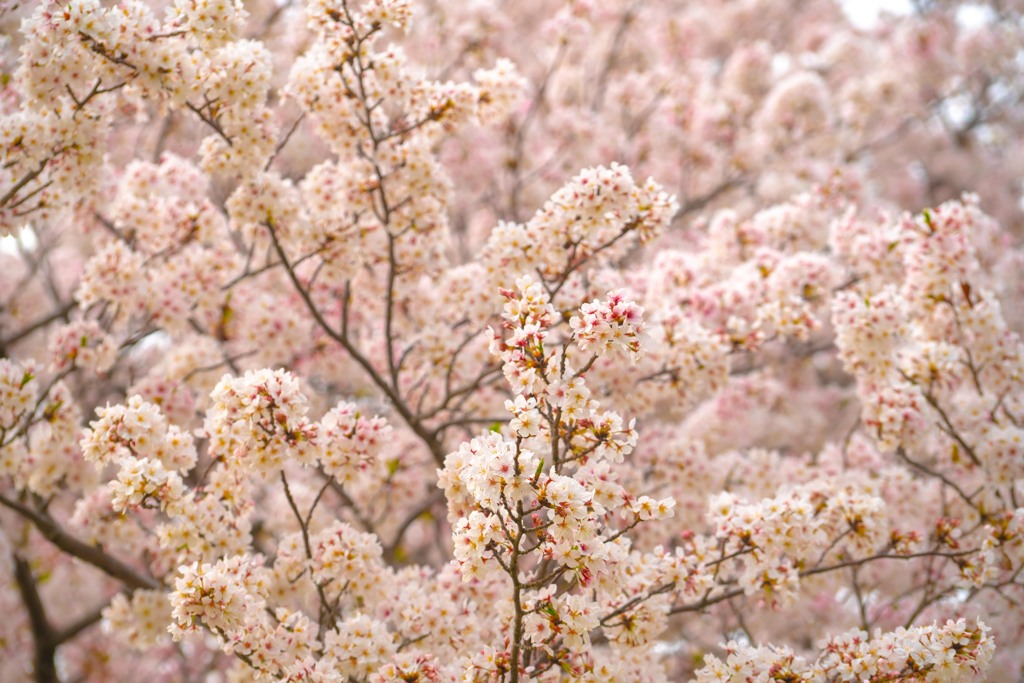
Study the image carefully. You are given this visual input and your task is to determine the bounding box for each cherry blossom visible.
[1,0,1023,681]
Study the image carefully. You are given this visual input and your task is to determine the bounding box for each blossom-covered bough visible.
[1,0,1023,681]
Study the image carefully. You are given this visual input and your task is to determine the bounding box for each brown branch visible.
[383,491,444,564]
[919,388,983,467]
[280,471,339,640]
[13,555,58,683]
[591,1,640,111]
[0,160,50,209]
[895,447,979,509]
[0,494,160,591]
[263,111,306,172]
[54,605,105,644]
[264,221,444,464]
[0,301,75,353]
[185,100,233,147]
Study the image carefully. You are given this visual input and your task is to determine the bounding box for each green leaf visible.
[922,207,935,232]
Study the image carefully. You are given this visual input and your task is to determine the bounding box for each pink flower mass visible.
[2,0,1024,681]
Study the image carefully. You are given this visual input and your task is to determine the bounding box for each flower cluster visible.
[695,619,994,682]
[831,276,913,377]
[47,319,118,374]
[155,463,255,565]
[709,482,889,605]
[80,395,197,471]
[0,359,36,434]
[102,589,174,650]
[169,554,269,640]
[308,521,387,605]
[75,241,151,326]
[204,369,319,473]
[319,402,392,485]
[482,165,677,286]
[571,290,646,361]
[109,456,187,515]
[4,1,1024,682]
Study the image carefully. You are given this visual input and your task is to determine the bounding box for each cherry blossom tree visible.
[1,0,1024,681]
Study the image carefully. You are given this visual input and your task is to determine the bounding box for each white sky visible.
[842,0,916,29]
[841,0,995,29]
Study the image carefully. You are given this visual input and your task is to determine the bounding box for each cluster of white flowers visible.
[363,0,413,30]
[898,340,966,390]
[818,619,996,682]
[323,614,396,680]
[369,652,442,683]
[962,508,1024,589]
[295,161,372,284]
[204,369,319,473]
[482,165,676,285]
[170,554,269,640]
[973,424,1024,484]
[709,481,889,604]
[2,0,279,233]
[695,619,994,682]
[473,58,527,125]
[571,290,646,361]
[901,199,982,313]
[642,310,729,412]
[0,359,36,433]
[109,154,226,255]
[47,319,118,374]
[746,189,837,252]
[490,275,558,396]
[958,296,1024,397]
[109,456,187,515]
[309,521,387,605]
[5,1,1024,681]
[445,432,538,513]
[156,464,255,564]
[450,509,505,581]
[3,378,92,497]
[524,591,601,652]
[75,241,152,326]
[755,251,841,341]
[102,589,173,649]
[226,172,306,243]
[167,0,248,48]
[532,162,643,245]
[80,394,197,471]
[319,402,392,485]
[755,70,833,149]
